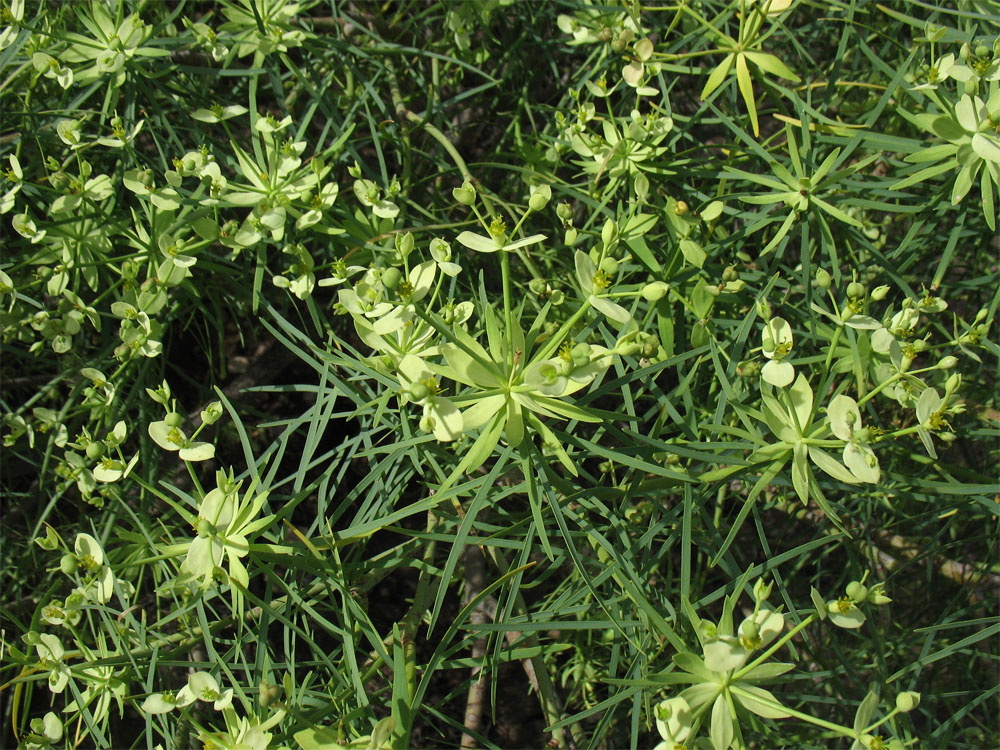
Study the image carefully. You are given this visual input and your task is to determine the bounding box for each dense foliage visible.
[1,1,998,749]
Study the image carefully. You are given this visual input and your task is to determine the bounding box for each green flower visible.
[177,671,234,711]
[653,696,692,750]
[826,394,880,484]
[574,250,631,326]
[58,1,168,87]
[455,226,546,254]
[662,604,792,749]
[176,471,273,590]
[34,634,71,694]
[148,415,215,462]
[761,317,795,387]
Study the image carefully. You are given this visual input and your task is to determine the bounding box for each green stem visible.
[730,684,856,736]
[394,512,441,748]
[856,364,940,408]
[501,248,514,371]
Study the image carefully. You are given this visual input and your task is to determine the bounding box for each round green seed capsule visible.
[846,581,868,602]
[60,554,78,576]
[381,267,402,290]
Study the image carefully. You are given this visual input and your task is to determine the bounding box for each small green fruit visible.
[937,355,958,369]
[164,412,183,428]
[846,581,868,602]
[59,554,78,576]
[640,281,669,302]
[381,267,402,290]
[896,691,920,712]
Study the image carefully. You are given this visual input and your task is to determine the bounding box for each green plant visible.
[1,2,997,750]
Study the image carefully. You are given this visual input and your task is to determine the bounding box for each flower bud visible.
[871,285,890,301]
[564,227,578,246]
[429,238,452,263]
[601,218,616,248]
[201,401,223,425]
[896,691,920,712]
[452,181,476,206]
[528,278,548,296]
[846,580,868,602]
[753,578,773,603]
[937,355,958,370]
[923,23,945,43]
[814,268,831,289]
[50,172,71,192]
[961,43,972,61]
[65,592,85,609]
[964,79,977,96]
[640,281,669,301]
[757,299,772,320]
[847,281,866,299]
[395,231,414,258]
[571,342,591,367]
[611,28,634,53]
[867,585,892,605]
[258,679,283,708]
[945,373,961,394]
